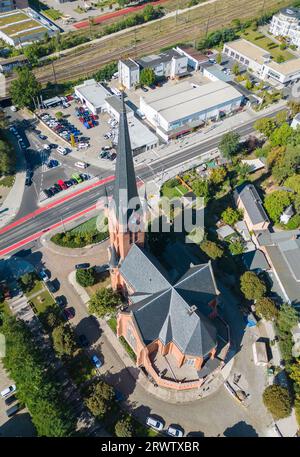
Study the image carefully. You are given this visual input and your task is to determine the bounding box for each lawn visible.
[3,20,42,36]
[0,175,15,188]
[29,289,56,314]
[108,316,117,334]
[70,216,99,235]
[43,8,62,21]
[161,184,185,199]
[240,29,294,62]
[13,26,48,38]
[26,280,44,298]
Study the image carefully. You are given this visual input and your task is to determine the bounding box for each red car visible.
[64,307,75,320]
[57,179,67,190]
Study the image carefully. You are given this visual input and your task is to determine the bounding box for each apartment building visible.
[269,7,300,49]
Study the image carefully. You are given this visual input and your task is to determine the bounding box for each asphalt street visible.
[0,106,283,255]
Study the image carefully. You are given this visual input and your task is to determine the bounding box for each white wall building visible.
[118,59,140,90]
[140,79,243,141]
[269,7,300,49]
[74,79,110,115]
[291,113,300,129]
[223,38,300,85]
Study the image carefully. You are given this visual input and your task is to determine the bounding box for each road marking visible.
[0,175,115,236]
[0,204,97,257]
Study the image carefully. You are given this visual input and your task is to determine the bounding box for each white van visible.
[1,384,16,398]
[75,161,88,169]
[146,416,164,431]
[10,105,17,112]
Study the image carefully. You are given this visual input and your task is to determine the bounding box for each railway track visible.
[3,0,291,94]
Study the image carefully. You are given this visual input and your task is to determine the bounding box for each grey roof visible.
[216,225,236,240]
[279,238,300,281]
[106,95,132,115]
[243,249,270,271]
[137,49,183,68]
[121,59,139,69]
[280,7,300,18]
[112,92,140,224]
[235,184,269,226]
[121,244,218,357]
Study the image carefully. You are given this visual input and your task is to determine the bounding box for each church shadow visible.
[223,421,258,437]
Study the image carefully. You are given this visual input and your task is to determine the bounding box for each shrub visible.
[115,416,133,437]
[263,385,292,420]
[255,297,278,321]
[200,240,224,260]
[240,271,267,300]
[76,268,95,287]
[221,207,243,225]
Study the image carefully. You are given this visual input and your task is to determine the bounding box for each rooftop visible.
[224,39,270,65]
[235,183,269,226]
[137,49,183,68]
[140,79,242,124]
[176,45,209,63]
[279,7,300,19]
[74,79,110,109]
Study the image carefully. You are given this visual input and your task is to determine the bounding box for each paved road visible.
[0,107,283,255]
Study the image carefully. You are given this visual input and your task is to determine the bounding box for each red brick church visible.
[105,94,229,390]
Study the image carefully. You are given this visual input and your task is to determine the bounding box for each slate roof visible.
[120,244,218,357]
[243,249,270,272]
[235,184,269,226]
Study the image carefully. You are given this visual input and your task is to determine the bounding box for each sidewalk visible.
[0,141,26,230]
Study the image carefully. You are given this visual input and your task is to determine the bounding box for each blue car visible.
[91,355,102,369]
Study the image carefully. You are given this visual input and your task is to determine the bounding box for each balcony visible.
[149,351,199,383]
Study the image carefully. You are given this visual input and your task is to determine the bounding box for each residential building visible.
[139,79,243,141]
[256,230,300,307]
[234,183,270,232]
[0,0,28,13]
[118,59,140,90]
[106,93,230,390]
[269,7,300,49]
[200,63,232,82]
[74,79,110,115]
[223,38,300,85]
[118,49,188,90]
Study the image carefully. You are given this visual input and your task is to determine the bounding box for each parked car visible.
[78,334,89,347]
[39,269,49,282]
[38,134,47,140]
[43,144,50,150]
[1,385,16,398]
[141,86,148,92]
[10,105,17,112]
[45,280,56,294]
[57,179,68,190]
[4,394,17,406]
[99,150,108,159]
[42,188,52,198]
[49,186,59,195]
[64,307,75,320]
[47,159,59,169]
[75,161,88,169]
[146,417,164,431]
[109,152,117,161]
[167,426,184,437]
[72,173,83,184]
[6,403,23,418]
[57,146,67,155]
[75,263,90,270]
[55,296,66,308]
[91,354,102,368]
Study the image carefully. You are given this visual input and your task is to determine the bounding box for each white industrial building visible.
[139,79,243,141]
[118,49,188,89]
[223,38,300,85]
[269,7,300,49]
[74,79,110,115]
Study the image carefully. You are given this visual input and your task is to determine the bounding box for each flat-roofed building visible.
[74,79,110,115]
[223,38,300,84]
[176,45,209,70]
[118,59,140,90]
[269,7,300,49]
[140,79,243,141]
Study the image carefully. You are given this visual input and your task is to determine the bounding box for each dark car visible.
[38,134,47,140]
[53,183,62,192]
[75,263,90,270]
[5,394,17,406]
[25,176,32,186]
[79,173,89,181]
[78,334,89,347]
[109,152,117,161]
[45,280,56,294]
[50,186,59,195]
[64,180,73,188]
[69,178,77,186]
[49,143,57,149]
[141,86,148,92]
[43,189,52,198]
[55,296,66,308]
[64,307,75,321]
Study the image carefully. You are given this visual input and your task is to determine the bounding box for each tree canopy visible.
[200,240,224,260]
[10,67,41,110]
[263,385,292,420]
[221,207,243,226]
[52,324,76,358]
[76,268,95,287]
[255,297,278,321]
[85,380,115,419]
[0,138,15,176]
[240,271,267,301]
[264,190,292,223]
[219,132,240,158]
[88,288,121,318]
[115,416,134,437]
[140,67,156,87]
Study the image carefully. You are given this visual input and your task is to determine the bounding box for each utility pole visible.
[51,60,57,88]
[175,0,179,24]
[61,216,66,234]
[205,17,210,38]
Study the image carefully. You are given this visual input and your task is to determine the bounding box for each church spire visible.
[112,92,139,225]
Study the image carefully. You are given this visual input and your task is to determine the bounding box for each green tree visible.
[143,4,155,21]
[284,174,300,193]
[245,78,253,90]
[191,179,210,201]
[18,272,36,293]
[219,132,240,158]
[76,268,95,287]
[289,360,300,385]
[209,167,227,185]
[264,190,292,223]
[140,67,156,87]
[275,110,288,125]
[52,324,76,357]
[254,117,276,137]
[221,207,243,225]
[10,67,42,110]
[255,297,278,321]
[272,145,300,183]
[288,100,300,117]
[216,52,222,65]
[88,288,121,317]
[115,416,134,437]
[0,139,15,176]
[85,380,115,419]
[232,62,240,75]
[240,271,267,300]
[276,54,285,64]
[200,240,224,260]
[263,385,292,420]
[229,239,244,255]
[277,303,299,334]
[270,123,293,147]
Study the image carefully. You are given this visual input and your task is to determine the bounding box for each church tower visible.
[107,92,145,290]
